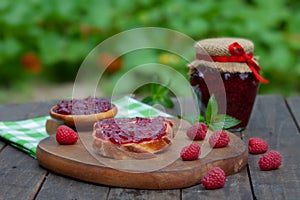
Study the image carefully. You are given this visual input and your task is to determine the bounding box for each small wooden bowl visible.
[49,105,118,128]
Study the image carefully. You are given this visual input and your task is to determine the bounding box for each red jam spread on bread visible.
[94,116,171,145]
[53,96,113,115]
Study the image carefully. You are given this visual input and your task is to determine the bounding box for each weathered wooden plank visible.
[0,101,58,121]
[0,146,47,200]
[3,96,299,199]
[0,101,111,200]
[0,101,58,200]
[244,95,300,200]
[286,96,300,130]
[182,168,253,200]
[35,173,109,200]
[0,139,5,150]
[108,188,180,200]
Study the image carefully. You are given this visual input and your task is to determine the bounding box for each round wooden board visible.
[37,119,248,189]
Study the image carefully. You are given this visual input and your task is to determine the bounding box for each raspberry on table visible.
[248,137,268,154]
[202,167,226,189]
[56,125,78,145]
[180,143,201,161]
[258,150,282,171]
[186,122,207,140]
[209,130,230,148]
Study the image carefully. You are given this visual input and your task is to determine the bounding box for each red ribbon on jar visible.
[196,42,269,84]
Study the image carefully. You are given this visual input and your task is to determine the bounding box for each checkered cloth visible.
[0,96,172,158]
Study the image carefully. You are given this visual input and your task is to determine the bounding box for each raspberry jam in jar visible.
[188,38,268,130]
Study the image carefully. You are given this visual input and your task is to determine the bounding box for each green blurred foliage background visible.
[0,0,300,103]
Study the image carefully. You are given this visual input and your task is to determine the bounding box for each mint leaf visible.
[178,95,240,131]
[206,95,218,124]
[161,96,174,108]
[143,83,174,108]
[210,114,240,130]
[222,115,241,129]
[142,96,154,105]
[209,114,226,130]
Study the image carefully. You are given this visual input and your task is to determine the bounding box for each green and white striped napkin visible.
[0,96,172,158]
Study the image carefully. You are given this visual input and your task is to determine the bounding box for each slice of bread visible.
[92,116,174,159]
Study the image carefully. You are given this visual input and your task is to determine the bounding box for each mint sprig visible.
[142,83,174,109]
[179,95,240,130]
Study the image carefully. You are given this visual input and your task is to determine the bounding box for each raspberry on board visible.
[209,130,230,148]
[180,143,201,161]
[56,125,78,145]
[202,167,226,189]
[186,122,207,140]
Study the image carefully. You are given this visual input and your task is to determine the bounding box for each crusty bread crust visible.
[92,118,174,160]
[49,105,118,127]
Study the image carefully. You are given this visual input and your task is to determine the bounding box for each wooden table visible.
[1,95,300,200]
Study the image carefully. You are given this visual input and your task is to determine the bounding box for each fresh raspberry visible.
[248,137,268,154]
[98,53,122,73]
[209,130,230,148]
[202,167,226,189]
[258,150,282,171]
[180,143,201,161]
[20,52,42,73]
[56,125,78,145]
[186,122,207,140]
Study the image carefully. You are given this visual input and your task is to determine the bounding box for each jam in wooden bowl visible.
[50,97,118,128]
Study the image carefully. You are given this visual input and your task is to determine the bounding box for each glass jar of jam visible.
[188,38,268,130]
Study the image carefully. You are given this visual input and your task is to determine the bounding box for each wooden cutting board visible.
[37,119,248,189]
